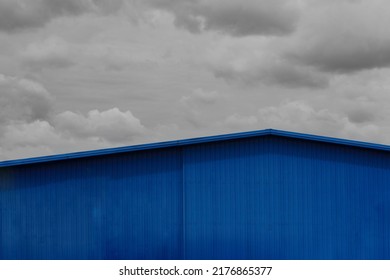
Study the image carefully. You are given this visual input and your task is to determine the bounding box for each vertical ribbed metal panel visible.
[183,136,390,259]
[1,135,390,259]
[0,148,183,259]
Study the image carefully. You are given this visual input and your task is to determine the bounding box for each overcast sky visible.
[1,0,390,160]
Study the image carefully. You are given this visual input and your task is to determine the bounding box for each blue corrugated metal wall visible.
[1,135,390,259]
[0,148,183,259]
[184,136,390,259]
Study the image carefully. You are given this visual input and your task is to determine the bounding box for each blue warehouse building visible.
[0,129,389,260]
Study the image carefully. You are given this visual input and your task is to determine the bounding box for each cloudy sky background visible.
[1,0,390,161]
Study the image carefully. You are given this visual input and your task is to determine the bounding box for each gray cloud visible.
[143,0,301,37]
[3,0,390,161]
[180,88,219,106]
[0,106,149,160]
[21,36,75,70]
[255,100,381,141]
[220,100,382,142]
[44,0,93,16]
[0,0,124,32]
[209,45,328,88]
[0,73,150,160]
[179,88,222,129]
[0,120,112,160]
[214,62,328,89]
[224,113,258,129]
[289,38,390,73]
[287,0,390,73]
[0,1,47,31]
[219,99,383,143]
[205,36,329,89]
[347,110,375,124]
[0,74,52,123]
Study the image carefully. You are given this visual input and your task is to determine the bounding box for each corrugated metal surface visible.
[0,148,183,259]
[184,136,390,259]
[1,130,390,259]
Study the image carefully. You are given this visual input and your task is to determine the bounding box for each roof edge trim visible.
[1,128,389,167]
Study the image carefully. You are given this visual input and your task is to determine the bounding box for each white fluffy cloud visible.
[258,100,382,141]
[2,120,59,148]
[0,121,61,160]
[54,108,147,143]
[0,120,115,160]
[142,0,301,37]
[0,107,149,161]
[223,100,383,142]
[0,73,149,160]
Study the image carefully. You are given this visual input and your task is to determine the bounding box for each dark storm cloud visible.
[144,0,301,37]
[0,0,123,32]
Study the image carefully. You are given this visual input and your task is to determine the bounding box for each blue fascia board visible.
[1,128,390,168]
[268,129,390,151]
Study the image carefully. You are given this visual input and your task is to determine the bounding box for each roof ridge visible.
[1,129,389,167]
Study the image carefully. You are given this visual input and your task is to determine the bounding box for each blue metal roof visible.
[1,128,390,168]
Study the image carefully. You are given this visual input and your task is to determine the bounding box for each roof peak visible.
[1,128,389,167]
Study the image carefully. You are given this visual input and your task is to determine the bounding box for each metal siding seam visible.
[181,146,186,260]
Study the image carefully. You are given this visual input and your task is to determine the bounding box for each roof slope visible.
[1,128,390,167]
